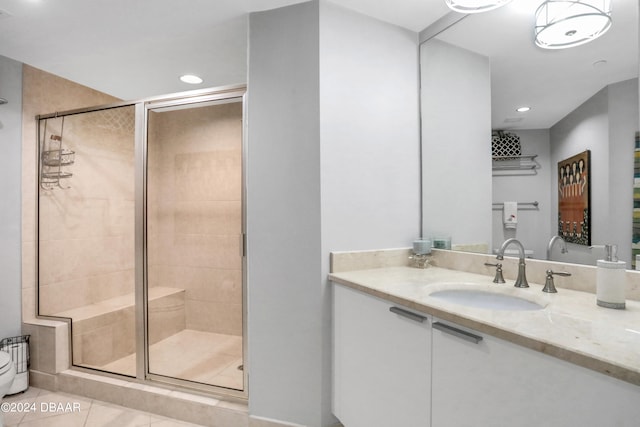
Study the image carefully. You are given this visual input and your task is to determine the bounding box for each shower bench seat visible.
[52,286,186,367]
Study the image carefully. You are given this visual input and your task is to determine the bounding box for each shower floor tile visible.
[97,330,243,391]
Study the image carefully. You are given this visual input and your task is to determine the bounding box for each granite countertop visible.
[329,266,640,386]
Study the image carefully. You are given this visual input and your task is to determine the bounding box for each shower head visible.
[0,98,7,105]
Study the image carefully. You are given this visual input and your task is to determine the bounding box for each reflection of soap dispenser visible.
[596,245,626,309]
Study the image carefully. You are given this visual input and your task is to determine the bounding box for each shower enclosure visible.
[36,86,246,395]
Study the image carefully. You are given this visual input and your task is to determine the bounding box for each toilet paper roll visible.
[6,343,28,373]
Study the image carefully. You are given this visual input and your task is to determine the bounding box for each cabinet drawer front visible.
[432,318,640,427]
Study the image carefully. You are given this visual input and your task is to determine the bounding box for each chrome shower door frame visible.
[137,85,248,398]
[35,84,248,400]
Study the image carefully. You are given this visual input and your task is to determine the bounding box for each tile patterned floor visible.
[2,387,207,427]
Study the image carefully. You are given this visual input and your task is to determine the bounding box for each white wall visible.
[0,55,23,341]
[319,2,420,425]
[550,88,607,265]
[247,2,323,425]
[550,79,638,266]
[320,1,420,252]
[420,39,492,249]
[492,129,551,258]
[247,2,420,426]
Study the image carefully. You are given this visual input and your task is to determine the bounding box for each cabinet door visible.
[432,319,640,427]
[333,284,431,427]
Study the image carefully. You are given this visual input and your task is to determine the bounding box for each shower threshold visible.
[89,329,243,391]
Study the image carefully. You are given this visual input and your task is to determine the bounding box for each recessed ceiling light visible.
[516,106,531,113]
[180,74,203,84]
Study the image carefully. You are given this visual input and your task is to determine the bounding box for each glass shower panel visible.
[146,99,244,391]
[38,105,137,377]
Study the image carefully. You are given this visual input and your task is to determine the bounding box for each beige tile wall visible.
[37,105,136,315]
[22,67,244,377]
[21,66,138,373]
[147,102,243,336]
[22,65,121,322]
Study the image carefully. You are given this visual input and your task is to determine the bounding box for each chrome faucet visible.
[547,235,568,260]
[496,238,529,288]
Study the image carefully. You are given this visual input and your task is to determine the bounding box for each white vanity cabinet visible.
[333,284,431,427]
[431,318,640,427]
[333,284,640,427]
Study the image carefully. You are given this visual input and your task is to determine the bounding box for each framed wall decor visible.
[558,150,591,246]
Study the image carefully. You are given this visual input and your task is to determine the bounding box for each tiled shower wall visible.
[22,65,120,322]
[147,103,243,336]
[38,107,136,315]
[22,67,244,377]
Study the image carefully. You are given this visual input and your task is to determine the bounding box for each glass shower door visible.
[38,105,137,377]
[145,98,244,391]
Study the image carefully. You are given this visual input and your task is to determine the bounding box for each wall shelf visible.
[492,154,539,175]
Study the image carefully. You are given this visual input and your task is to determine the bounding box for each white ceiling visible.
[435,0,638,129]
[0,0,636,129]
[0,0,448,100]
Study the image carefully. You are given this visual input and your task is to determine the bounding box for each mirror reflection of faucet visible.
[547,235,568,260]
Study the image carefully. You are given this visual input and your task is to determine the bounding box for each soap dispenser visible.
[596,244,626,309]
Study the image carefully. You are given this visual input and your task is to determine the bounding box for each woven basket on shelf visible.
[492,130,521,160]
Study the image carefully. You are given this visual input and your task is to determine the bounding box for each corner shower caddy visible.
[40,116,75,189]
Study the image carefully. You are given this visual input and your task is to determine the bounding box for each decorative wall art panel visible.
[558,150,591,246]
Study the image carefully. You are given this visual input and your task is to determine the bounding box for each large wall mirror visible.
[421,0,639,268]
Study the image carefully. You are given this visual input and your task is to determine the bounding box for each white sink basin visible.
[429,288,544,311]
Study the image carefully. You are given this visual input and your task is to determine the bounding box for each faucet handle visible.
[543,270,571,293]
[484,262,506,284]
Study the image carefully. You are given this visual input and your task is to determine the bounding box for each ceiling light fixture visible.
[180,74,203,84]
[445,0,513,14]
[535,0,612,49]
[516,106,531,112]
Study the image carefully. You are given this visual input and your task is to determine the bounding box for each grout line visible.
[81,400,93,427]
